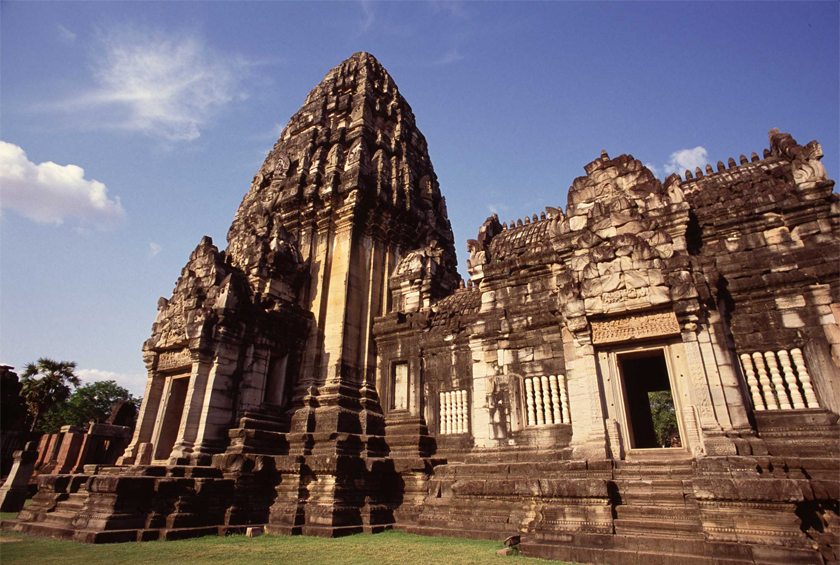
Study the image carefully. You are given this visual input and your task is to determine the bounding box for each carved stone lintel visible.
[591,310,680,345]
[157,348,191,372]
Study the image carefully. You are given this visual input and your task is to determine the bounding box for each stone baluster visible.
[764,351,791,410]
[453,391,460,434]
[557,375,572,424]
[790,348,819,408]
[455,390,464,434]
[540,376,552,424]
[549,375,562,424]
[740,353,765,410]
[525,378,536,426]
[533,376,545,425]
[452,390,461,434]
[459,390,468,434]
[439,392,446,434]
[558,374,570,424]
[451,391,458,433]
[454,391,460,433]
[463,390,470,434]
[777,350,805,409]
[752,351,778,410]
[451,391,459,434]
[443,392,450,435]
[453,391,459,433]
[446,391,452,434]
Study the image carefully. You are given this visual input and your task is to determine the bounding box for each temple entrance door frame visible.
[150,372,191,462]
[598,340,695,460]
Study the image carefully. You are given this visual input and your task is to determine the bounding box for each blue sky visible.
[2,1,838,395]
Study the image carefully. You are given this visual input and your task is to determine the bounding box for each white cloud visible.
[433,48,464,66]
[76,368,147,397]
[149,242,162,257]
[663,146,708,175]
[350,1,412,37]
[57,24,77,42]
[61,26,249,141]
[644,162,660,176]
[487,203,510,215]
[0,141,125,228]
[357,0,376,35]
[428,1,468,19]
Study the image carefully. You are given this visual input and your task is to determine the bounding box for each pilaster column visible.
[321,212,357,387]
[118,368,165,465]
[468,338,497,447]
[562,327,608,459]
[191,340,242,458]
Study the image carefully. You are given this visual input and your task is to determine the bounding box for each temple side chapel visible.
[3,53,838,565]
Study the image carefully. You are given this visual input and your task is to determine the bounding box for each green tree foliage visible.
[39,380,139,433]
[648,390,681,447]
[20,358,80,432]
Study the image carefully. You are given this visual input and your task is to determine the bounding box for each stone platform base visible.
[0,520,253,544]
[395,523,514,542]
[521,534,825,565]
[2,434,837,565]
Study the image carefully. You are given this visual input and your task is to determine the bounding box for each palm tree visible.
[20,358,80,432]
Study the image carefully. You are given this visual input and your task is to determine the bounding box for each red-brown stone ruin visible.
[3,52,838,565]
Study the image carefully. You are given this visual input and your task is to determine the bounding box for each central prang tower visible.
[227,52,459,447]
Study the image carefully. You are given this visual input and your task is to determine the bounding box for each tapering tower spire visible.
[227,52,459,441]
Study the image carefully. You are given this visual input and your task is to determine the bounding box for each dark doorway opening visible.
[154,376,189,460]
[620,351,681,449]
[264,354,289,406]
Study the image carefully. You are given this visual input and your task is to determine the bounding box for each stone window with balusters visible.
[523,375,570,427]
[739,348,819,411]
[439,389,469,435]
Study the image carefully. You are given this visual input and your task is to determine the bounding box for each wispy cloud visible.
[663,146,708,175]
[357,0,376,36]
[433,48,464,66]
[76,368,147,396]
[148,242,162,257]
[51,25,251,141]
[57,24,77,42]
[0,141,125,229]
[487,203,510,215]
[428,1,468,19]
[351,1,413,37]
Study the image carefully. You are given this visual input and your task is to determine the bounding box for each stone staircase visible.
[400,451,607,542]
[612,459,703,539]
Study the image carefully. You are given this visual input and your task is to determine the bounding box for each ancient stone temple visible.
[3,53,838,565]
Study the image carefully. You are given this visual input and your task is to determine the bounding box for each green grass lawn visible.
[0,519,566,564]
